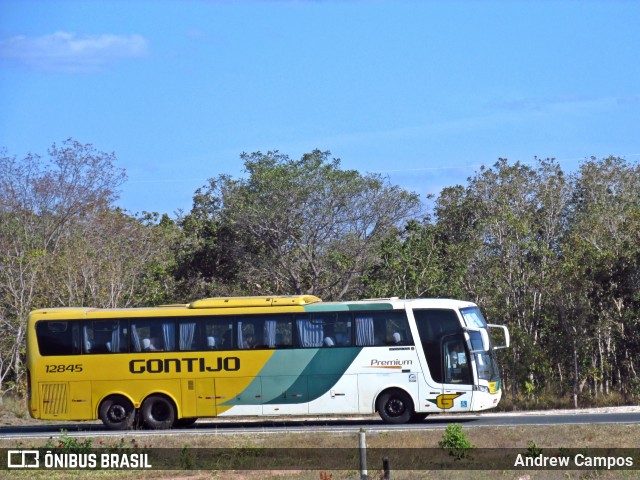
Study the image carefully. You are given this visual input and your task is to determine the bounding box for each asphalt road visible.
[2,410,639,440]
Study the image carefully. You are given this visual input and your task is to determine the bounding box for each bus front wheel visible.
[141,394,176,429]
[410,412,429,422]
[99,395,135,430]
[377,389,414,424]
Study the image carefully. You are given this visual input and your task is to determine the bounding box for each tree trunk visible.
[572,340,579,409]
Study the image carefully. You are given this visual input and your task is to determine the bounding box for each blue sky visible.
[1,0,639,216]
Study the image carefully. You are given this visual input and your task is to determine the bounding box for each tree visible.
[556,156,640,405]
[362,219,449,299]
[46,209,179,309]
[174,175,257,299]
[177,150,422,300]
[430,158,571,400]
[0,139,126,392]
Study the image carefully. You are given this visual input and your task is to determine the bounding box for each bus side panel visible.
[36,381,90,420]
[346,346,421,414]
[38,382,68,420]
[70,381,92,419]
[262,376,309,415]
[191,378,215,418]
[356,373,420,414]
[308,374,359,414]
[417,380,444,413]
[215,377,263,416]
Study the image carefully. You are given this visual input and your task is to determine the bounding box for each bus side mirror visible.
[487,324,510,350]
[465,328,490,353]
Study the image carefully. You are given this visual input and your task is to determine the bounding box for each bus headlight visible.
[476,385,490,393]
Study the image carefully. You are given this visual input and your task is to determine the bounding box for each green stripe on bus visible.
[221,347,362,406]
[304,303,393,312]
[283,347,362,403]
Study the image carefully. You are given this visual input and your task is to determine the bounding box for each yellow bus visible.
[26,295,509,430]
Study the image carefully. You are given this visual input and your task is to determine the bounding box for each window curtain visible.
[131,324,141,352]
[162,322,175,351]
[110,323,121,353]
[264,320,276,348]
[297,318,323,347]
[83,324,91,353]
[237,321,245,349]
[179,322,196,350]
[355,316,375,346]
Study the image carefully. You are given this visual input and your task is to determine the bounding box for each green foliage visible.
[180,444,194,469]
[1,139,640,408]
[438,424,476,460]
[175,149,421,300]
[44,430,93,453]
[526,440,543,457]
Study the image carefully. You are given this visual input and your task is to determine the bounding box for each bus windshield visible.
[468,330,500,382]
[460,306,486,328]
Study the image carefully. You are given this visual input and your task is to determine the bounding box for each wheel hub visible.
[109,405,127,422]
[386,398,405,416]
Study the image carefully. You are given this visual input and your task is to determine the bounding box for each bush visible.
[438,424,475,460]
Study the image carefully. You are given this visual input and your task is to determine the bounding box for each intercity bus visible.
[26,295,509,430]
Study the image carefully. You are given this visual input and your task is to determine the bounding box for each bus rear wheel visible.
[174,417,198,428]
[377,389,414,424]
[99,395,135,430]
[141,394,176,429]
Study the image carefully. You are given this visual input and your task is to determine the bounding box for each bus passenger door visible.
[439,334,473,412]
[413,308,473,413]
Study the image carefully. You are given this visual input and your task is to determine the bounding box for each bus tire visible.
[99,395,135,430]
[174,417,198,428]
[410,412,429,422]
[376,389,414,424]
[141,394,176,430]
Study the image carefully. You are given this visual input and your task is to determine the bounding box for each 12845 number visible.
[45,364,83,373]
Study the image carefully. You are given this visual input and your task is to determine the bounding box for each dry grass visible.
[3,393,640,479]
[3,422,640,480]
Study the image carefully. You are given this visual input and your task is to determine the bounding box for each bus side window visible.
[36,321,81,356]
[317,313,352,348]
[335,313,353,346]
[355,312,413,346]
[239,315,294,349]
[444,337,471,385]
[268,315,292,348]
[83,320,126,354]
[201,317,234,351]
[238,321,257,349]
[130,319,176,352]
[296,315,323,347]
[178,320,197,350]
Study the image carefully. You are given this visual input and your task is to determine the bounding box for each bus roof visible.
[188,295,321,309]
[28,296,478,319]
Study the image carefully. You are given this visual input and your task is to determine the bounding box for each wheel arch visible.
[95,391,136,419]
[373,385,417,413]
[140,390,181,418]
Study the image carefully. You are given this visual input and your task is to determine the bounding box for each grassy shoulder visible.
[2,394,640,479]
[2,421,640,479]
